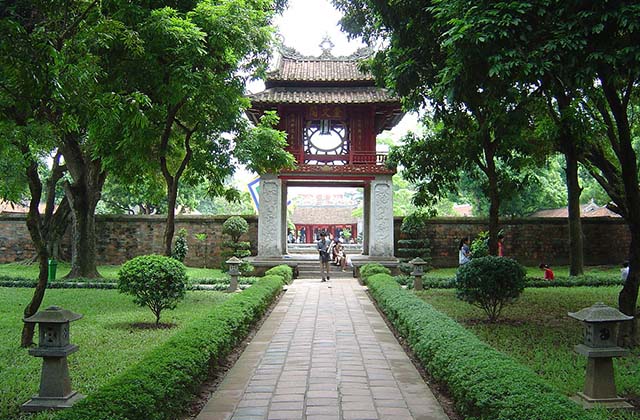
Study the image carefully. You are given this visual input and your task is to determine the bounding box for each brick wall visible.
[0,214,258,268]
[394,217,630,267]
[0,214,629,267]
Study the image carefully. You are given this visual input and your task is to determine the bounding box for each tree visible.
[107,2,292,257]
[118,255,187,325]
[415,0,640,344]
[336,0,543,256]
[456,256,526,322]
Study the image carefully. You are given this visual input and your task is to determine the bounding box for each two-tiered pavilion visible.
[246,40,404,261]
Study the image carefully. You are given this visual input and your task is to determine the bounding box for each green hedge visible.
[410,274,624,289]
[265,265,293,284]
[0,275,259,290]
[53,275,285,420]
[366,274,595,420]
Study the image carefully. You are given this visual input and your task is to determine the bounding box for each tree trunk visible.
[564,150,584,276]
[619,230,640,347]
[60,135,106,279]
[484,135,500,256]
[554,89,585,276]
[164,181,178,256]
[599,75,640,346]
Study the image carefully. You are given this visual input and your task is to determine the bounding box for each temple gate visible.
[246,40,403,262]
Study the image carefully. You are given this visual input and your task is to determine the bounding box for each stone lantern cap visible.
[409,257,427,266]
[226,256,243,265]
[568,302,633,323]
[24,306,83,324]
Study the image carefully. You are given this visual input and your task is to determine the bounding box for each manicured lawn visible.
[0,262,224,281]
[427,265,620,278]
[416,286,640,419]
[0,288,228,420]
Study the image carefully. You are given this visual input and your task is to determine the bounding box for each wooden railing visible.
[288,149,388,165]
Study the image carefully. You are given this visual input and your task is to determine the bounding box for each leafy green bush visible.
[54,276,284,420]
[418,273,624,289]
[359,263,391,283]
[265,265,293,284]
[118,255,187,324]
[366,274,594,420]
[171,228,189,262]
[400,211,429,237]
[221,216,253,273]
[222,216,249,242]
[470,231,489,258]
[455,256,526,322]
[398,214,432,273]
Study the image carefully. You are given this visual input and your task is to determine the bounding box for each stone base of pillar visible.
[22,391,85,412]
[571,393,632,410]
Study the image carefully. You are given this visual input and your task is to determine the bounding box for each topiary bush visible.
[455,256,526,322]
[222,216,249,242]
[118,255,187,324]
[398,212,432,274]
[221,216,253,273]
[359,263,391,283]
[265,265,293,284]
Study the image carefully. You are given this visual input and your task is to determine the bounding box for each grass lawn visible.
[0,287,228,420]
[0,262,224,281]
[417,286,640,419]
[426,264,621,278]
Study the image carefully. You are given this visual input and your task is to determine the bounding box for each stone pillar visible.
[257,174,285,258]
[368,175,394,257]
[362,183,370,255]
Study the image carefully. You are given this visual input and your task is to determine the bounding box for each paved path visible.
[196,277,449,420]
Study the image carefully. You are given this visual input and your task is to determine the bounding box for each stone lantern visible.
[409,257,428,291]
[568,302,633,409]
[226,256,242,292]
[22,306,84,412]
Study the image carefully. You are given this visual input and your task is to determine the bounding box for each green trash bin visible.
[47,259,57,281]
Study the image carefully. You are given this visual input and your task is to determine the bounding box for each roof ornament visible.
[319,35,335,59]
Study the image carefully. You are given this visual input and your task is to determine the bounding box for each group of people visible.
[287,227,307,244]
[317,231,350,282]
[458,234,556,280]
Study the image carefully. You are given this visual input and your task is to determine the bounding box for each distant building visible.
[290,205,360,243]
[530,199,620,218]
[452,204,472,217]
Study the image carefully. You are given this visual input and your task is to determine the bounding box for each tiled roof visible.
[249,87,397,105]
[268,46,375,83]
[530,202,620,218]
[270,59,373,83]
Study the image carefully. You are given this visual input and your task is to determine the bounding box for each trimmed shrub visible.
[398,213,432,274]
[455,256,526,322]
[359,263,391,283]
[171,228,189,262]
[417,273,624,289]
[221,216,253,273]
[54,276,284,420]
[366,274,594,420]
[222,216,249,242]
[118,255,187,324]
[265,265,293,284]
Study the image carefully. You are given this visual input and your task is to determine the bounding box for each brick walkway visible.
[196,278,449,420]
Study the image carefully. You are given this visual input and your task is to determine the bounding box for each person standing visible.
[621,261,630,281]
[317,231,331,282]
[459,237,471,265]
[497,233,505,257]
